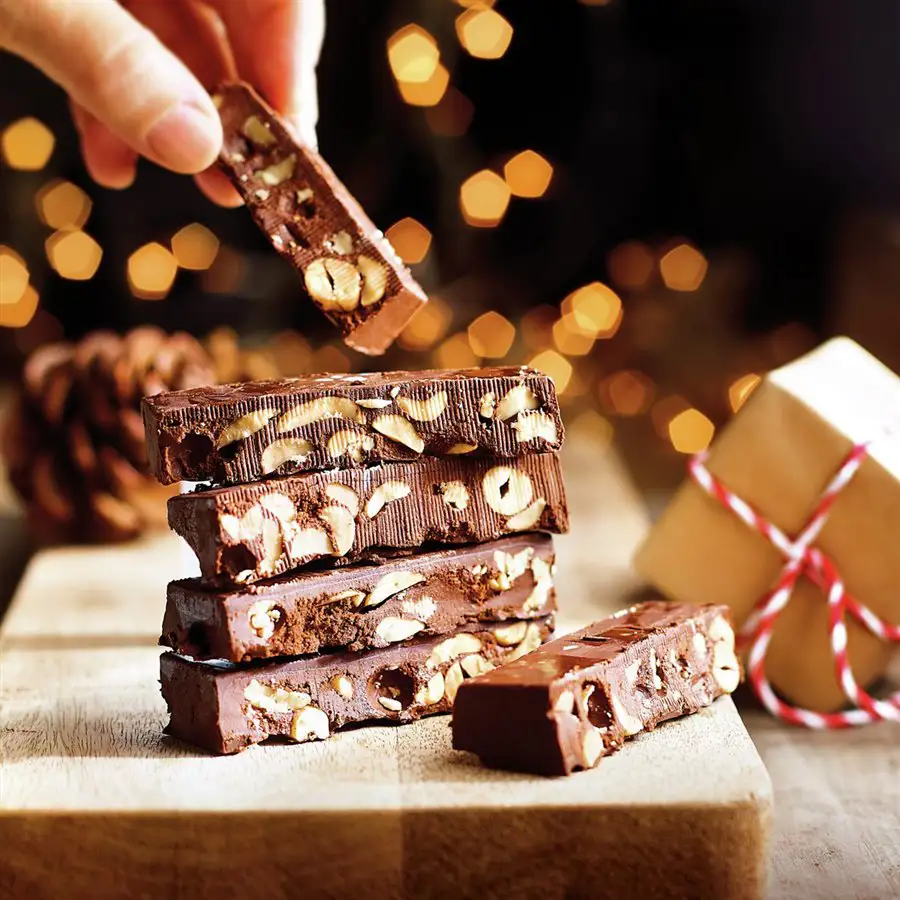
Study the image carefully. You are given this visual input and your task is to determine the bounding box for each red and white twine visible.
[688,443,900,728]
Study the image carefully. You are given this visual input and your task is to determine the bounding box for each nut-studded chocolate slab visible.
[213,82,426,356]
[161,616,553,755]
[168,454,568,586]
[163,534,556,662]
[452,601,741,776]
[142,367,564,486]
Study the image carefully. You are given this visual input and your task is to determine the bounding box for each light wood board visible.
[0,451,772,899]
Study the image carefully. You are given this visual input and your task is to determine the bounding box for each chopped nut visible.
[371,415,424,453]
[357,255,387,307]
[495,384,539,421]
[489,547,533,591]
[427,633,483,668]
[304,258,362,311]
[692,632,708,661]
[479,392,496,419]
[326,429,374,463]
[216,408,278,449]
[259,492,297,523]
[506,499,547,532]
[244,679,310,713]
[365,480,412,518]
[414,671,445,706]
[444,662,465,703]
[296,187,314,204]
[260,437,315,474]
[259,518,284,574]
[611,693,644,736]
[625,659,642,686]
[401,595,437,621]
[492,621,528,647]
[376,617,426,643]
[290,705,330,742]
[460,654,495,678]
[396,391,448,423]
[524,556,553,611]
[331,674,354,700]
[712,640,741,693]
[440,481,470,511]
[277,396,364,432]
[378,696,403,712]
[357,397,393,409]
[329,588,366,607]
[289,527,332,560]
[649,650,664,691]
[506,621,544,662]
[241,115,277,147]
[248,601,281,640]
[512,411,558,445]
[324,230,354,255]
[582,728,604,768]
[390,386,401,398]
[447,442,478,454]
[325,483,359,515]
[482,466,534,516]
[707,614,735,647]
[212,93,224,109]
[257,154,296,186]
[553,690,575,714]
[221,505,264,542]
[253,189,270,201]
[364,571,426,609]
[318,504,356,556]
[470,564,489,577]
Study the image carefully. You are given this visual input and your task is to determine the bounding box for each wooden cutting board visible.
[0,451,772,900]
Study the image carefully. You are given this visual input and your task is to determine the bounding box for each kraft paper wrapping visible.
[634,337,900,712]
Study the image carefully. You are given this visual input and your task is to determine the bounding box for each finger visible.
[70,101,138,189]
[208,0,325,147]
[194,168,243,207]
[0,0,222,174]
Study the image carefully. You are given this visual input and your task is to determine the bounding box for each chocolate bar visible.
[168,454,568,585]
[213,82,426,355]
[142,367,564,486]
[451,601,741,776]
[163,534,556,662]
[161,616,554,754]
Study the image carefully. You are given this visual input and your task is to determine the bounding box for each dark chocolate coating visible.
[142,367,564,486]
[163,534,556,662]
[213,82,426,356]
[167,453,568,586]
[161,616,554,755]
[451,601,741,776]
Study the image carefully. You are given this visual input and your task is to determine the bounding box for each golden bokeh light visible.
[436,331,479,369]
[456,8,513,59]
[607,241,655,289]
[425,88,474,137]
[562,281,623,338]
[385,217,432,264]
[569,408,614,449]
[669,408,715,454]
[387,25,440,84]
[660,242,708,292]
[172,223,219,271]
[503,150,553,198]
[128,242,178,300]
[455,0,496,7]
[0,246,29,305]
[599,370,655,416]
[520,304,557,351]
[651,395,689,439]
[399,296,452,351]
[467,311,515,358]
[729,373,761,413]
[552,314,595,357]
[397,63,449,107]
[45,231,103,281]
[0,283,39,328]
[527,349,572,393]
[1,117,55,170]
[36,180,92,230]
[459,170,511,227]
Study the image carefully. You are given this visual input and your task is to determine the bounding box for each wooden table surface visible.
[0,440,896,899]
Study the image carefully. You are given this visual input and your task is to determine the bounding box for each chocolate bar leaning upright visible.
[142,367,563,485]
[213,82,427,355]
[452,601,742,776]
[168,454,568,585]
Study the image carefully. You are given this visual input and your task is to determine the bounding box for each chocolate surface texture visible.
[163,534,556,662]
[214,82,426,356]
[161,616,553,754]
[142,367,563,485]
[452,601,742,776]
[168,454,568,585]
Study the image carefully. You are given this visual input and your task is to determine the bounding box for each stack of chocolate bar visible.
[142,368,569,754]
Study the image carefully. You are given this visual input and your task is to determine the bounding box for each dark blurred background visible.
[2,0,900,498]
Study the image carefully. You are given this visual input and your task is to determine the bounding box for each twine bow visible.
[689,444,900,727]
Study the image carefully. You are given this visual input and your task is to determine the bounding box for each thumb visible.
[0,0,222,174]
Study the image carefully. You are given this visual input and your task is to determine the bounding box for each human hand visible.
[0,0,325,206]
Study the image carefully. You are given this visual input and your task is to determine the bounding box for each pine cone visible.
[1,326,215,545]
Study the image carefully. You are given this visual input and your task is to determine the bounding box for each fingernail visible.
[146,102,221,174]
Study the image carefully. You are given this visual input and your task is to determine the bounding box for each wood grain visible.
[0,449,772,899]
